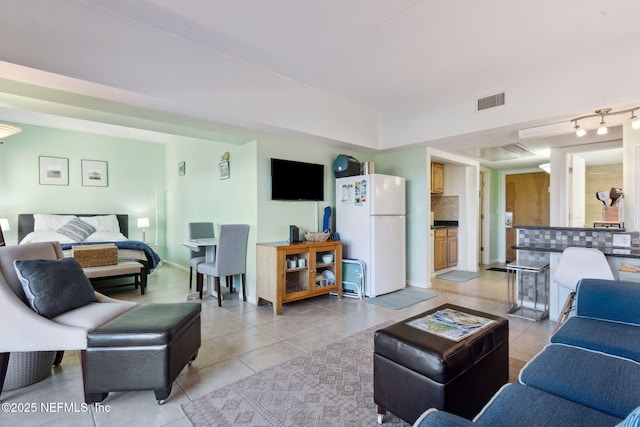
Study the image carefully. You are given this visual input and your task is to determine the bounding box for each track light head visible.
[574,121,586,137]
[631,110,640,130]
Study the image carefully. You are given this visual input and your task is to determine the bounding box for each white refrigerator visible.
[336,174,406,297]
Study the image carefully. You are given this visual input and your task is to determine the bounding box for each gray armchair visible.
[0,241,137,395]
[187,222,215,289]
[196,224,249,306]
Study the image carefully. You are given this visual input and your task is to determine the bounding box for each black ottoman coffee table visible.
[83,303,201,404]
[374,304,509,424]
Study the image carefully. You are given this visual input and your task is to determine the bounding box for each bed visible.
[18,213,160,273]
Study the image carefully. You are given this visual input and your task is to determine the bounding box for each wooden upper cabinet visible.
[431,162,444,194]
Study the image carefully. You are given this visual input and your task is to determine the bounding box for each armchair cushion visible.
[56,217,96,242]
[14,257,98,319]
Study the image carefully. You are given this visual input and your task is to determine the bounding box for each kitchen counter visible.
[513,243,640,259]
[431,220,458,229]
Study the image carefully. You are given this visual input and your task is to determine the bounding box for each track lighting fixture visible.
[571,107,639,137]
[631,111,640,130]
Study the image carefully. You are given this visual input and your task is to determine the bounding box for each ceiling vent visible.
[477,93,505,111]
[501,143,534,157]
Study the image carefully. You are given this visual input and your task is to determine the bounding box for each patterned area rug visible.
[181,322,405,426]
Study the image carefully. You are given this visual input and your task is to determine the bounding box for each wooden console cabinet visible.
[256,240,342,314]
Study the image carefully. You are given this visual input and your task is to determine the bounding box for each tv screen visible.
[271,158,324,201]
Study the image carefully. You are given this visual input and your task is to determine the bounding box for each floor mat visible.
[436,270,484,282]
[365,287,437,310]
[486,267,508,273]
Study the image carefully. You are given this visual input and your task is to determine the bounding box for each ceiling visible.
[1,0,639,168]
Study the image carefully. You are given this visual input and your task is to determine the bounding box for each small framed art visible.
[219,160,230,180]
[82,159,108,187]
[39,156,69,186]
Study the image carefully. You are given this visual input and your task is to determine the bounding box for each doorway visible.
[505,172,550,262]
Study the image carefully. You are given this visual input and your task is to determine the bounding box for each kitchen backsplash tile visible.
[431,195,459,220]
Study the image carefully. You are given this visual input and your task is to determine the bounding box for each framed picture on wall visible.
[39,156,69,186]
[82,159,108,187]
[219,160,230,180]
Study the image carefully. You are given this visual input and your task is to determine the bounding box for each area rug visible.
[436,270,484,282]
[365,287,437,310]
[181,322,405,426]
[486,267,508,273]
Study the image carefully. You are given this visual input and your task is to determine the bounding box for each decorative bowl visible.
[305,232,330,242]
[322,254,334,264]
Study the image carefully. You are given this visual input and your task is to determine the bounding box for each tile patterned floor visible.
[0,264,554,426]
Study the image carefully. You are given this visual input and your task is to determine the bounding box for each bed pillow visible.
[81,215,121,233]
[33,214,78,232]
[56,218,96,242]
[14,258,97,319]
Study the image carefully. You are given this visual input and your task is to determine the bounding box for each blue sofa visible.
[414,278,640,427]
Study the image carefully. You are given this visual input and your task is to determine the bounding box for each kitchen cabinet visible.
[256,240,342,314]
[434,228,458,271]
[434,229,448,270]
[447,228,458,266]
[431,162,444,194]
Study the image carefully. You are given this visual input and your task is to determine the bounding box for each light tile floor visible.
[0,264,554,426]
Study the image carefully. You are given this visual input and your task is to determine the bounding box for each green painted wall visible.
[0,123,165,249]
[0,121,439,300]
[375,147,428,287]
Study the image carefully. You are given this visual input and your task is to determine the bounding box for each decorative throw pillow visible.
[617,406,640,427]
[14,258,98,319]
[57,218,96,242]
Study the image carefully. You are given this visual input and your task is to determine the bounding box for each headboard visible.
[18,214,129,242]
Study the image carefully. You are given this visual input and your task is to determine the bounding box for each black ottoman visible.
[374,304,508,424]
[83,303,201,404]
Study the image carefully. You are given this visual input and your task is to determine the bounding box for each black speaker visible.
[289,225,299,243]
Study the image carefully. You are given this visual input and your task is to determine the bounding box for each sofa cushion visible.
[576,279,640,326]
[14,257,98,319]
[56,217,96,242]
[552,317,640,362]
[475,383,622,427]
[519,344,640,419]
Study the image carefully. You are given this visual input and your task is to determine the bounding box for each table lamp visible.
[137,217,150,243]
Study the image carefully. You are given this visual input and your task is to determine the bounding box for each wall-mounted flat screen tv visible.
[271,158,324,201]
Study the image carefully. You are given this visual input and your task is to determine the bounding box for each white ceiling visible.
[1,0,639,167]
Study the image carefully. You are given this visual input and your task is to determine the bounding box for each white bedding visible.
[20,214,152,266]
[20,231,128,245]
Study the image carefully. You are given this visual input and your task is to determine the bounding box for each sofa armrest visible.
[413,408,477,427]
[576,279,640,325]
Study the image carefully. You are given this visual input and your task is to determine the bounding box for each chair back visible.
[188,222,215,259]
[0,241,65,304]
[554,247,614,291]
[214,224,250,276]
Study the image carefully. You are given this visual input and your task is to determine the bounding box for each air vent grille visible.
[502,143,534,156]
[477,93,505,111]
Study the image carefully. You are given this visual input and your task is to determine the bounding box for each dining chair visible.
[553,247,613,332]
[187,222,215,289]
[196,224,250,306]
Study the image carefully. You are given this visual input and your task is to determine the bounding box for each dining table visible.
[182,237,219,299]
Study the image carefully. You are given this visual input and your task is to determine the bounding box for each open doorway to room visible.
[505,171,550,262]
[567,148,623,228]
